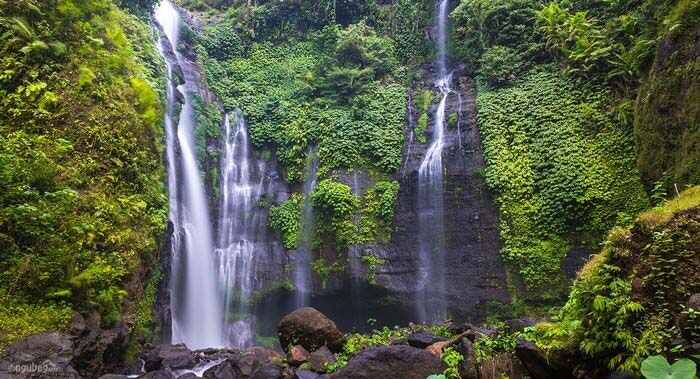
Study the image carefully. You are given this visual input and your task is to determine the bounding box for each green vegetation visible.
[477,69,648,294]
[527,186,700,373]
[326,326,412,372]
[441,347,464,379]
[414,89,433,143]
[0,0,165,348]
[360,254,386,284]
[269,178,399,262]
[311,258,345,288]
[269,194,303,250]
[0,290,72,350]
[312,179,358,249]
[641,355,697,379]
[634,0,699,192]
[200,34,407,183]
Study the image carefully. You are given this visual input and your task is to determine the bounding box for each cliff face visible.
[634,1,700,191]
[241,69,511,334]
[371,71,510,320]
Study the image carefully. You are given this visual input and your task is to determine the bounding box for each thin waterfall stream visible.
[155,0,224,348]
[216,111,265,348]
[295,148,319,308]
[416,0,451,322]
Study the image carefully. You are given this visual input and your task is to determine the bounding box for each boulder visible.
[73,323,130,376]
[250,363,284,379]
[0,332,80,378]
[246,347,283,366]
[143,344,195,372]
[515,340,574,379]
[328,345,442,379]
[278,308,344,353]
[406,332,446,349]
[308,346,335,373]
[287,346,310,366]
[203,360,242,379]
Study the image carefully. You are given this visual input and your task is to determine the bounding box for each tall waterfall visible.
[295,148,319,308]
[416,0,451,322]
[155,0,224,349]
[216,111,266,348]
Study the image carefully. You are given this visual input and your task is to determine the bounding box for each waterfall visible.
[155,0,224,349]
[416,0,451,322]
[216,111,266,348]
[295,148,319,308]
[349,171,364,282]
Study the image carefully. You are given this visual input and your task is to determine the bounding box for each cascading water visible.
[155,0,224,349]
[216,111,266,348]
[416,0,451,322]
[295,148,319,308]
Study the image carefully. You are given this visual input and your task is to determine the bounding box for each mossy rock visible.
[634,0,700,191]
[531,186,700,373]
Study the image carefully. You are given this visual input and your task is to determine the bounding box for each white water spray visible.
[416,0,451,322]
[156,0,224,349]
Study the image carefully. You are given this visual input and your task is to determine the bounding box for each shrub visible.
[269,194,303,250]
[477,69,648,292]
[478,45,522,87]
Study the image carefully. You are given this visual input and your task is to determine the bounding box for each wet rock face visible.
[328,345,443,379]
[370,73,510,320]
[277,308,345,353]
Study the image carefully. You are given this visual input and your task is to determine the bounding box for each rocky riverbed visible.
[0,307,641,379]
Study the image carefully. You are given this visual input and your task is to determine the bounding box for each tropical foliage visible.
[528,187,700,372]
[477,69,648,294]
[0,0,166,347]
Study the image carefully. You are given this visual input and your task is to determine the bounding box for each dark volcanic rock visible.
[203,360,242,379]
[328,345,442,379]
[238,347,283,377]
[278,308,344,353]
[143,344,195,372]
[72,321,130,376]
[287,345,310,366]
[406,332,446,349]
[515,340,574,379]
[0,332,80,379]
[369,74,510,320]
[250,363,284,379]
[308,346,335,373]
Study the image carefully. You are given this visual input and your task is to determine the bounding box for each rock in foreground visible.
[278,308,344,353]
[329,345,442,379]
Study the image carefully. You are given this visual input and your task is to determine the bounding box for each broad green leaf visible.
[642,355,672,379]
[669,359,696,379]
